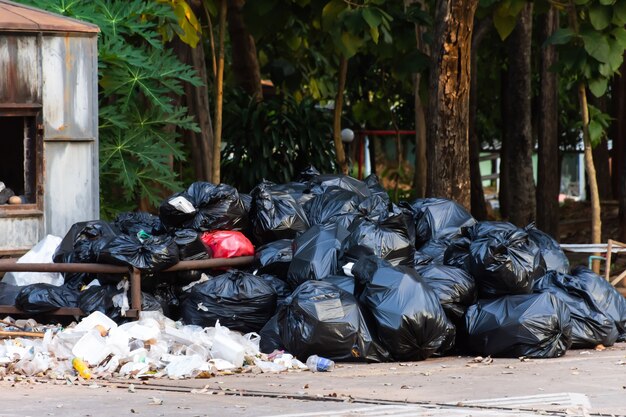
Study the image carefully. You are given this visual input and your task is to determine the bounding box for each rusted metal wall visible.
[0,30,98,252]
[0,34,40,103]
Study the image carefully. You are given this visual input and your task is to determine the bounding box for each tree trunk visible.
[170,38,214,182]
[333,56,349,175]
[536,7,559,238]
[406,0,429,198]
[579,83,603,271]
[615,56,626,241]
[212,0,227,184]
[592,138,612,200]
[503,3,535,227]
[469,18,491,220]
[499,67,510,219]
[426,0,478,210]
[226,0,263,100]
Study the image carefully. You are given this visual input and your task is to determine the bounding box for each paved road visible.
[1,343,624,417]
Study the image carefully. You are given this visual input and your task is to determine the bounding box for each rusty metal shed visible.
[0,0,99,254]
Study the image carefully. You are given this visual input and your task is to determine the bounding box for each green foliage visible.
[221,90,336,192]
[492,0,528,40]
[19,0,201,217]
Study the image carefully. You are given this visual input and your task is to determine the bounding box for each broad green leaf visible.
[588,120,604,146]
[612,27,626,48]
[370,25,380,44]
[339,31,365,58]
[614,1,626,25]
[322,0,346,30]
[574,0,590,4]
[546,28,575,45]
[493,13,517,40]
[362,7,382,29]
[582,30,611,63]
[589,6,611,30]
[608,39,625,71]
[599,0,615,5]
[588,77,608,97]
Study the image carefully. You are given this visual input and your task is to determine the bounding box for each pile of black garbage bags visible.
[4,167,626,363]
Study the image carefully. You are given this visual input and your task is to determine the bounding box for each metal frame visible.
[0,256,254,319]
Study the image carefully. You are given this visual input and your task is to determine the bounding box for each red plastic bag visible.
[200,231,254,259]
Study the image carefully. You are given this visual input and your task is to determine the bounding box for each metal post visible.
[131,267,142,316]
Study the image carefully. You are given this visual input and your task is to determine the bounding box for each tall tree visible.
[502,2,535,226]
[227,0,263,100]
[536,7,560,238]
[469,17,491,220]
[427,0,479,210]
[615,58,626,241]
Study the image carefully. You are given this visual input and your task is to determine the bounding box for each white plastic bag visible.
[3,235,64,286]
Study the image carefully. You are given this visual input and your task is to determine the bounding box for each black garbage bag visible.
[364,174,391,207]
[414,251,434,266]
[259,314,284,353]
[569,266,626,341]
[308,174,372,199]
[341,212,415,267]
[173,229,208,261]
[0,282,22,306]
[415,264,477,322]
[100,233,179,272]
[53,220,119,290]
[152,283,182,319]
[417,239,449,265]
[160,182,249,232]
[321,275,356,295]
[465,292,572,358]
[534,271,619,348]
[249,181,310,244]
[254,239,293,279]
[260,274,291,306]
[240,193,252,213]
[272,280,390,362]
[352,256,455,361]
[298,165,321,181]
[180,270,277,333]
[114,212,165,236]
[78,285,120,319]
[527,225,569,274]
[16,284,79,314]
[141,292,164,312]
[304,187,364,228]
[266,182,315,206]
[469,226,545,298]
[443,237,472,272]
[287,223,350,289]
[403,198,476,247]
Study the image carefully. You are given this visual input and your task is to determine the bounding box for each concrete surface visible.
[1,343,624,417]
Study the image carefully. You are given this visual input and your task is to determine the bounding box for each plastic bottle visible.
[306,355,335,372]
[72,357,92,379]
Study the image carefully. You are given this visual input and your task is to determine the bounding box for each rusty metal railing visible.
[0,256,255,319]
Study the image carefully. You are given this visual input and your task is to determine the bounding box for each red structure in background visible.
[353,130,416,180]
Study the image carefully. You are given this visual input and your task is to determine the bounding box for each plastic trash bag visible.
[160,182,249,232]
[15,283,79,314]
[469,225,545,298]
[416,239,449,265]
[443,237,472,272]
[260,274,291,306]
[534,271,619,348]
[321,274,356,295]
[180,270,277,333]
[53,221,119,290]
[200,230,254,259]
[304,187,364,228]
[414,251,434,266]
[341,212,415,267]
[173,229,208,261]
[114,212,165,236]
[249,181,310,244]
[78,285,121,321]
[308,174,372,199]
[352,256,455,361]
[287,223,350,289]
[465,292,572,358]
[415,264,476,322]
[403,198,476,247]
[268,280,390,362]
[265,181,315,207]
[254,239,293,279]
[364,174,391,207]
[3,235,64,287]
[569,266,626,341]
[259,314,283,353]
[100,233,179,272]
[0,282,22,306]
[526,225,569,274]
